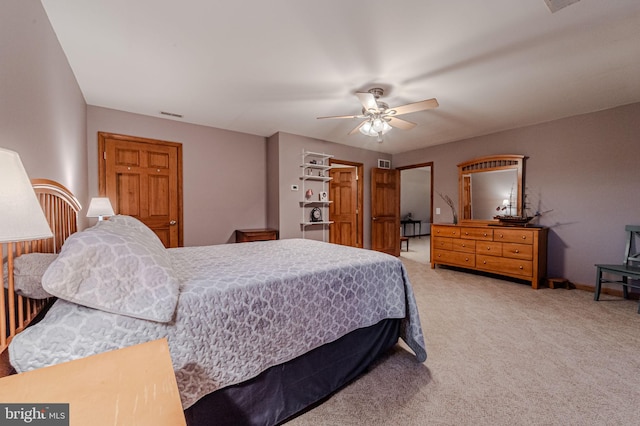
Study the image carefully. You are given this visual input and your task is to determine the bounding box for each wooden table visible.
[401,219,421,237]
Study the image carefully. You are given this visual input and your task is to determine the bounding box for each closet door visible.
[98,132,183,248]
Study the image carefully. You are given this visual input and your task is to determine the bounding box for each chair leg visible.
[594,268,603,301]
[622,276,629,299]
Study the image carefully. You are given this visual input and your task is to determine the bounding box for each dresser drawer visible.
[452,238,476,253]
[432,236,453,250]
[432,225,460,238]
[494,228,534,244]
[476,241,502,257]
[476,255,533,278]
[503,243,533,260]
[460,227,493,241]
[433,249,475,268]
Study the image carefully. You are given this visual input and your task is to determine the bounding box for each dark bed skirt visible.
[184,318,401,426]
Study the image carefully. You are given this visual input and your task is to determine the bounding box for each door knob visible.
[170,220,177,226]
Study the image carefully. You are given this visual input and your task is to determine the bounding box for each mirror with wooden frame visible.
[458,155,526,223]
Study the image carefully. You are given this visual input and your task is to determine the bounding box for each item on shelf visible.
[310,207,322,222]
[305,189,313,199]
[319,191,328,202]
[493,215,534,226]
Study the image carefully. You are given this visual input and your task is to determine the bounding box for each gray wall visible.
[1,0,88,227]
[87,106,267,247]
[269,132,391,247]
[393,102,640,287]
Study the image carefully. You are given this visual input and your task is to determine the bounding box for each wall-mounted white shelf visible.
[300,150,333,241]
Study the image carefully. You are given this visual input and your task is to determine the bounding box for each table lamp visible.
[86,197,115,221]
[0,148,53,243]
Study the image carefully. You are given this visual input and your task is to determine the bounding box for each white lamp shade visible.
[359,120,392,137]
[0,148,53,243]
[86,197,115,218]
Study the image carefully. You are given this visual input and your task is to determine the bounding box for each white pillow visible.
[42,217,179,323]
[108,215,163,242]
[2,253,57,299]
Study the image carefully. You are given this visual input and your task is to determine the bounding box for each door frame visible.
[397,161,434,235]
[97,132,184,247]
[329,159,364,248]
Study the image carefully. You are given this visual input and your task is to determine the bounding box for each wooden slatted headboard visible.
[0,179,81,371]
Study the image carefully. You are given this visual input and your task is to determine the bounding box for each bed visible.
[3,180,427,426]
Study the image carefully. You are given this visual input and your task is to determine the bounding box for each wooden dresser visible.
[235,228,279,243]
[431,224,548,288]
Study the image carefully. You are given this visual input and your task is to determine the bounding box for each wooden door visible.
[329,167,358,247]
[371,167,400,256]
[98,133,183,248]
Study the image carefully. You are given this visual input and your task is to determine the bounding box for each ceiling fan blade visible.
[387,98,439,116]
[348,121,367,135]
[356,92,379,112]
[387,117,417,130]
[317,113,364,120]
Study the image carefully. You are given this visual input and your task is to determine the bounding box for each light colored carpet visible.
[399,235,430,265]
[287,257,640,425]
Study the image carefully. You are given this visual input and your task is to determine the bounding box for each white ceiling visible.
[41,0,640,154]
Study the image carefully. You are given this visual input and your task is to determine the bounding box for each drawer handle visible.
[465,257,469,261]
[483,233,488,237]
[499,234,503,238]
[486,246,491,250]
[519,265,524,269]
[515,249,520,253]
[483,260,487,264]
[522,236,526,240]
[465,232,469,235]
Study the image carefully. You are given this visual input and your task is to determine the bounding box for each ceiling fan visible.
[317,88,438,142]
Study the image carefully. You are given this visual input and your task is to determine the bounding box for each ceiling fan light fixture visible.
[359,119,391,137]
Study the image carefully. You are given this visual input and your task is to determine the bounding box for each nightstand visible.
[235,228,279,243]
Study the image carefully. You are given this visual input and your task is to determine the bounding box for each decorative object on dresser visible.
[235,228,278,243]
[431,224,548,289]
[437,191,458,225]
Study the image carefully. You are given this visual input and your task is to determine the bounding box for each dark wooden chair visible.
[400,236,409,252]
[594,225,640,313]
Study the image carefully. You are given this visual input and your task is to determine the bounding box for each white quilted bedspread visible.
[9,239,426,409]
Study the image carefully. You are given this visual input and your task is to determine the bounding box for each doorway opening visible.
[398,162,433,264]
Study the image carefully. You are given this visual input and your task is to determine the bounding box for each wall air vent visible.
[378,159,391,169]
[160,111,183,118]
